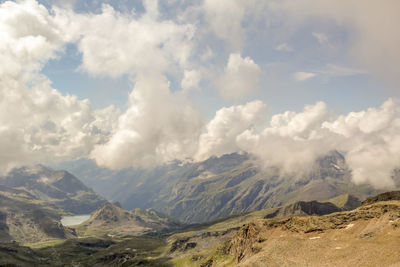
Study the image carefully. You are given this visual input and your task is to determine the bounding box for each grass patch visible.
[24,239,66,248]
[33,235,171,266]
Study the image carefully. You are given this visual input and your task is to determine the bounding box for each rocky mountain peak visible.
[315,150,346,171]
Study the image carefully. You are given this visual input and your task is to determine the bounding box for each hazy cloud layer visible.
[235,99,400,188]
[270,0,400,87]
[203,0,246,50]
[181,70,201,92]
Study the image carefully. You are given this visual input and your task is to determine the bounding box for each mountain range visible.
[0,157,399,266]
[56,151,395,223]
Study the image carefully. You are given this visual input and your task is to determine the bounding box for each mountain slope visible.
[324,193,361,210]
[0,185,76,243]
[0,165,107,243]
[0,165,106,214]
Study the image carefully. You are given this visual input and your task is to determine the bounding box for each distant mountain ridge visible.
[0,164,106,214]
[56,151,392,224]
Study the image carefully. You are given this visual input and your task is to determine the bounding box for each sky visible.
[1,0,400,189]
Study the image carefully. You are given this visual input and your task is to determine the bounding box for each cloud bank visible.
[0,0,119,172]
[0,0,400,190]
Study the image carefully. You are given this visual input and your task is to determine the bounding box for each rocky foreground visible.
[229,200,400,266]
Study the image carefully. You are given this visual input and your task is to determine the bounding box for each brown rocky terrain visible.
[229,200,400,266]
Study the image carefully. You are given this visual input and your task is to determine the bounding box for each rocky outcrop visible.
[169,228,239,254]
[230,222,262,263]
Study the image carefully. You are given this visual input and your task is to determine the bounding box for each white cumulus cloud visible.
[0,0,119,173]
[196,101,267,161]
[217,53,261,100]
[90,73,203,169]
[237,101,332,174]
[71,4,195,78]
